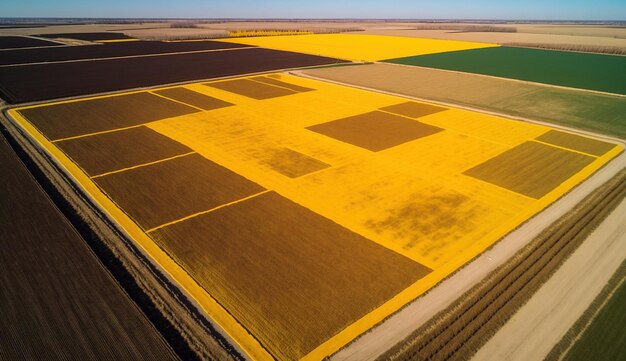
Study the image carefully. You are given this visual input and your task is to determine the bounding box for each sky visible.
[2,0,625,20]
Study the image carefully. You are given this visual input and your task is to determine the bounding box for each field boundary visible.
[1,107,247,361]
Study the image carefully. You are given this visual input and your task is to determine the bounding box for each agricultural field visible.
[36,31,135,41]
[0,35,61,49]
[0,43,343,103]
[0,40,248,65]
[386,46,626,95]
[8,72,621,360]
[301,63,626,139]
[0,135,179,360]
[219,33,497,61]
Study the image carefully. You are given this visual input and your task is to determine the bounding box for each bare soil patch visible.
[154,87,234,111]
[19,92,198,140]
[94,153,264,230]
[56,126,192,176]
[307,111,443,151]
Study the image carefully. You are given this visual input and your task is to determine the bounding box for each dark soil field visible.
[250,76,315,92]
[0,48,344,103]
[151,191,432,360]
[207,78,300,99]
[380,101,448,118]
[307,110,443,151]
[536,130,617,156]
[464,141,596,198]
[37,32,133,41]
[95,153,265,230]
[0,40,249,66]
[154,87,234,110]
[0,35,60,49]
[0,135,179,360]
[386,47,626,95]
[57,126,192,176]
[20,92,198,140]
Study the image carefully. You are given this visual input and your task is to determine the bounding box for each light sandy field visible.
[217,33,497,61]
[300,63,626,139]
[360,29,626,49]
[8,73,621,360]
[473,196,626,361]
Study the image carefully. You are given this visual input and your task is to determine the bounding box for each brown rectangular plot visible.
[263,147,330,178]
[307,111,443,151]
[250,76,315,93]
[205,78,297,99]
[19,92,198,141]
[153,87,234,111]
[464,141,595,199]
[380,101,448,118]
[536,130,616,157]
[94,153,264,230]
[56,126,192,176]
[150,191,431,360]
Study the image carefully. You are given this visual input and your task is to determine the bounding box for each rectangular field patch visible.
[307,111,443,151]
[250,76,315,93]
[380,101,448,118]
[463,141,595,198]
[56,126,192,176]
[263,148,330,178]
[150,191,431,360]
[536,130,616,156]
[19,92,199,140]
[206,78,297,99]
[94,153,264,230]
[153,87,233,111]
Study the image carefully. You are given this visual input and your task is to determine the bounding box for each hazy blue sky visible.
[2,0,625,20]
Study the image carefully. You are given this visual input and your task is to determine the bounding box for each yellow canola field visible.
[218,33,498,61]
[10,72,621,361]
[147,74,621,358]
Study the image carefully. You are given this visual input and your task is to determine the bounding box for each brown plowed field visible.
[0,48,344,103]
[307,110,443,151]
[56,126,192,176]
[0,40,249,65]
[0,134,179,360]
[94,153,265,230]
[536,130,617,156]
[19,92,199,140]
[37,32,134,41]
[380,101,448,118]
[151,191,432,361]
[154,87,234,110]
[464,141,596,198]
[0,35,60,49]
[207,78,299,99]
[250,75,315,92]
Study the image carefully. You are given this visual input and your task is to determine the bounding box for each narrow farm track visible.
[381,169,626,361]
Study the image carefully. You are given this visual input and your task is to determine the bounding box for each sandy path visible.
[473,197,626,361]
[307,73,626,360]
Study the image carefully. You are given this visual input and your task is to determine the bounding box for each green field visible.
[564,277,626,361]
[385,47,626,95]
